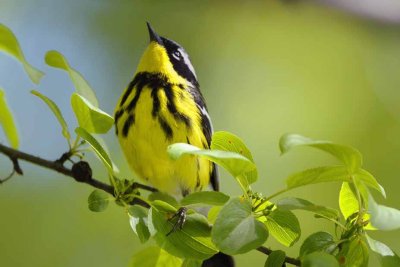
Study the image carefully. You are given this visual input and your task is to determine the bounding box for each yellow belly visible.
[116,88,210,196]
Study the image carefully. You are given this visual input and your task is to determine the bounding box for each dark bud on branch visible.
[71,161,92,182]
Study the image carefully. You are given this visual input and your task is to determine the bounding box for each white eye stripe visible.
[178,48,197,79]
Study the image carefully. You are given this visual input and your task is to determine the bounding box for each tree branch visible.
[0,142,112,195]
[0,143,157,209]
[257,246,301,266]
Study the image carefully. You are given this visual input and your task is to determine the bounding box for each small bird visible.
[115,22,233,266]
[114,22,218,197]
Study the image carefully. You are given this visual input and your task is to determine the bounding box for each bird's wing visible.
[189,84,219,191]
[198,103,219,191]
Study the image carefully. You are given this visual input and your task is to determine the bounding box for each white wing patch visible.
[200,105,213,133]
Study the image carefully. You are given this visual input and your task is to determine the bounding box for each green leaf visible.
[129,246,182,267]
[168,143,256,179]
[339,182,359,220]
[45,50,98,106]
[366,235,400,267]
[252,198,274,213]
[264,209,301,247]
[128,206,150,243]
[0,24,44,84]
[339,182,375,230]
[211,131,258,184]
[0,89,19,148]
[369,194,400,231]
[207,206,222,224]
[181,191,230,206]
[149,207,218,260]
[265,250,286,267]
[181,259,202,267]
[151,200,178,214]
[353,177,371,209]
[276,197,338,219]
[211,197,268,254]
[88,190,110,212]
[337,237,369,267]
[302,252,339,267]
[75,127,113,173]
[148,192,179,208]
[31,90,70,141]
[300,232,336,258]
[285,165,385,197]
[286,166,349,189]
[96,134,119,174]
[280,133,362,173]
[71,93,113,134]
[355,169,386,197]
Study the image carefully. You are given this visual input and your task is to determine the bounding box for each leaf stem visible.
[109,174,119,195]
[318,214,347,230]
[351,176,364,224]
[264,188,290,202]
[71,135,81,150]
[67,137,72,150]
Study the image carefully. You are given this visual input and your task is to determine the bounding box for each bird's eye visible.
[172,50,181,60]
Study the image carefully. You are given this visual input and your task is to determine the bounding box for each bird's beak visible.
[147,22,163,45]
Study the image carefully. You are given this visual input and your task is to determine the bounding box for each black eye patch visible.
[161,37,198,87]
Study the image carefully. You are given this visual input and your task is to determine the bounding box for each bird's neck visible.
[136,43,187,86]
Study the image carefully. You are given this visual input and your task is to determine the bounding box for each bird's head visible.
[136,22,199,87]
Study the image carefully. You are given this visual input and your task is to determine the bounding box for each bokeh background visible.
[1,1,400,266]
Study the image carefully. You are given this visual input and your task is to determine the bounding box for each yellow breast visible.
[115,75,211,196]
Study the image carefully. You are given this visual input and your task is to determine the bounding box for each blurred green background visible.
[1,1,400,266]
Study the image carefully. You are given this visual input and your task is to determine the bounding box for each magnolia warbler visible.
[114,23,218,197]
[114,23,234,266]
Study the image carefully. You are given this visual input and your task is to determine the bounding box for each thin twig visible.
[55,151,73,164]
[257,246,301,266]
[0,169,15,184]
[133,182,157,192]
